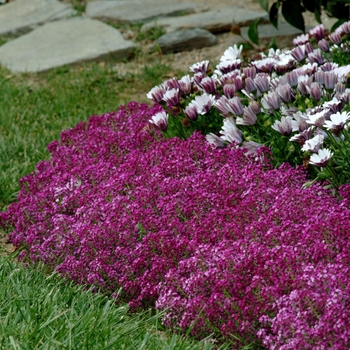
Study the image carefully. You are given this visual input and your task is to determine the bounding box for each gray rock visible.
[0,17,136,73]
[86,0,207,24]
[141,6,268,34]
[240,21,311,40]
[156,28,217,54]
[0,0,76,36]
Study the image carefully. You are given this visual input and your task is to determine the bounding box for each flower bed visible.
[1,22,350,349]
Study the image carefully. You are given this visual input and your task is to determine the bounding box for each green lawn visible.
[0,257,225,349]
[0,36,235,349]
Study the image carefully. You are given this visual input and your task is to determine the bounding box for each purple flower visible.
[178,75,192,95]
[340,21,350,34]
[190,60,210,74]
[252,57,277,73]
[191,93,215,115]
[184,104,198,121]
[271,116,293,136]
[236,106,257,126]
[222,84,236,98]
[309,24,325,42]
[329,32,342,45]
[162,88,180,106]
[147,85,166,103]
[215,60,241,74]
[249,101,261,115]
[220,116,242,144]
[254,74,270,93]
[294,62,318,76]
[285,71,298,87]
[324,71,338,90]
[227,96,244,116]
[261,91,282,111]
[149,111,169,131]
[335,82,346,94]
[214,96,232,116]
[241,140,263,156]
[219,71,240,85]
[215,96,243,116]
[297,75,313,96]
[306,109,329,127]
[205,133,225,148]
[193,72,206,87]
[290,127,314,145]
[307,82,323,101]
[307,49,325,65]
[198,76,217,94]
[318,39,329,52]
[164,77,181,90]
[293,33,309,46]
[276,84,292,103]
[244,77,257,94]
[291,45,306,62]
[243,67,256,79]
[274,54,296,74]
[314,71,325,85]
[320,62,339,72]
[322,97,343,114]
[291,111,309,132]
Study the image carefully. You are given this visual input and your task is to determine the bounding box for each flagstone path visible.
[0,0,336,73]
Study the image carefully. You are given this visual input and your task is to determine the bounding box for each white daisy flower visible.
[309,148,333,167]
[306,109,329,127]
[220,45,243,61]
[220,117,242,144]
[206,133,225,148]
[323,111,350,130]
[301,134,325,153]
[149,111,169,131]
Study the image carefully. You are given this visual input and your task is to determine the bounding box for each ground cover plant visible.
[146,21,350,191]
[1,20,350,350]
[0,57,174,211]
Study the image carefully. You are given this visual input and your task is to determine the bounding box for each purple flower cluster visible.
[2,101,350,348]
[145,21,350,190]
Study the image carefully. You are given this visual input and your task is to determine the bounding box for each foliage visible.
[259,0,350,33]
[145,21,350,190]
[1,101,350,348]
[0,59,175,211]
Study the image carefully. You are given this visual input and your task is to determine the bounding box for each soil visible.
[0,229,14,257]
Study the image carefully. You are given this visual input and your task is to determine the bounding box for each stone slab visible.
[86,0,207,24]
[0,0,76,36]
[141,6,268,34]
[156,28,217,54]
[240,21,312,40]
[0,17,136,73]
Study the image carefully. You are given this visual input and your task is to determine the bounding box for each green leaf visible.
[314,3,322,23]
[240,42,255,51]
[247,19,259,46]
[259,0,269,12]
[326,0,349,19]
[302,0,316,12]
[281,1,305,32]
[269,2,279,29]
[268,37,278,50]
